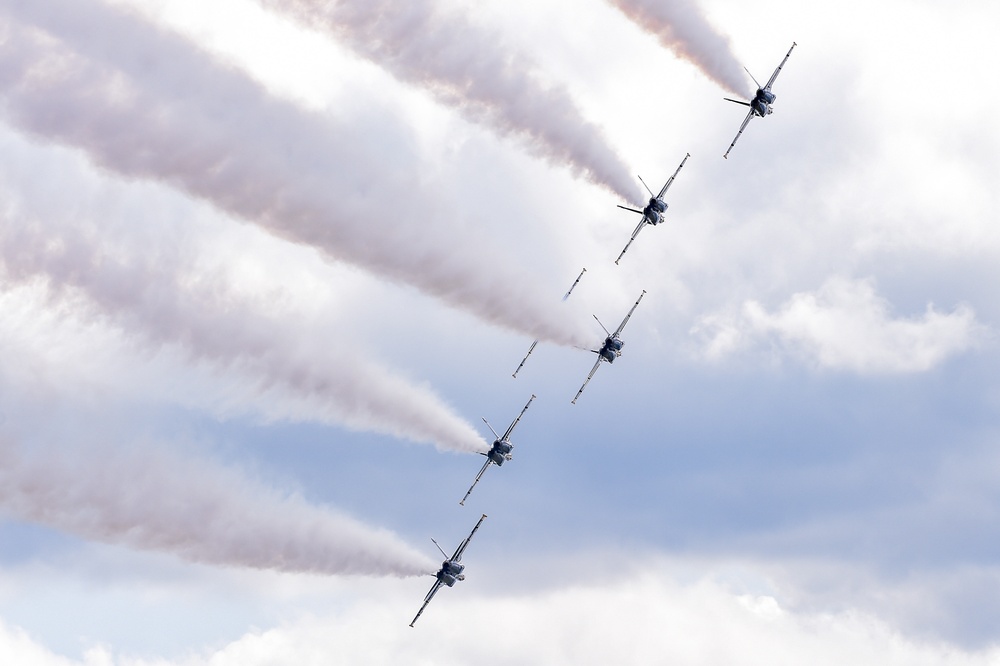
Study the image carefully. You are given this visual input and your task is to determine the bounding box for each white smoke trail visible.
[0,137,487,453]
[0,0,594,349]
[606,0,750,96]
[0,432,436,576]
[257,0,641,203]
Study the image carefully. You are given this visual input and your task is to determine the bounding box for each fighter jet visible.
[460,395,535,506]
[723,42,797,159]
[615,153,690,265]
[512,267,587,378]
[572,290,646,404]
[409,513,487,627]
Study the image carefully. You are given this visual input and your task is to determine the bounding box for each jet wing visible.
[562,267,587,301]
[409,578,445,627]
[615,217,647,265]
[613,290,646,338]
[451,513,487,561]
[765,41,797,90]
[499,394,535,441]
[723,109,754,159]
[656,152,691,198]
[571,356,604,404]
[512,340,537,378]
[460,457,493,506]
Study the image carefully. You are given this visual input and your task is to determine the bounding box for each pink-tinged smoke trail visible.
[0,131,488,453]
[606,0,750,96]
[0,432,435,576]
[0,0,595,349]
[259,0,642,203]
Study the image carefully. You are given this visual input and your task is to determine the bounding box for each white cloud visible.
[694,277,985,373]
[3,567,999,666]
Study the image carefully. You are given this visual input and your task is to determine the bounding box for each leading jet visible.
[615,153,690,265]
[409,514,487,627]
[723,41,797,159]
[572,290,646,404]
[460,395,535,506]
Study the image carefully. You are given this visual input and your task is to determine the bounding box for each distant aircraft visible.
[409,513,487,627]
[460,395,535,506]
[572,290,646,404]
[615,153,690,265]
[723,42,797,159]
[512,267,587,378]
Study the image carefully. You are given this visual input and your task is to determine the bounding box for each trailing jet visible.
[460,395,535,506]
[723,42,797,159]
[572,290,646,404]
[615,153,690,264]
[409,514,487,627]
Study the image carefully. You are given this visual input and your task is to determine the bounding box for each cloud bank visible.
[3,568,999,664]
[693,277,984,372]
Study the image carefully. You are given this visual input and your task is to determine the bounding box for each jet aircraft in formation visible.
[723,41,797,159]
[615,153,690,265]
[572,290,646,404]
[411,38,796,626]
[460,395,536,505]
[410,514,487,627]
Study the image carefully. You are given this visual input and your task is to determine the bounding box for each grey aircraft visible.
[723,41,797,159]
[460,395,535,506]
[409,513,487,627]
[512,267,587,378]
[615,153,690,265]
[572,290,646,404]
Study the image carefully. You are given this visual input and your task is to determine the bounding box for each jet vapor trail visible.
[258,0,642,204]
[0,138,487,453]
[0,0,593,349]
[0,432,436,576]
[606,0,749,96]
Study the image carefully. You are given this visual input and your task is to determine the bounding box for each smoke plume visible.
[259,0,641,203]
[606,0,750,96]
[0,133,487,453]
[0,432,436,576]
[0,0,594,349]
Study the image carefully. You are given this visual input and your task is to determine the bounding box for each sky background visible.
[1,0,1000,663]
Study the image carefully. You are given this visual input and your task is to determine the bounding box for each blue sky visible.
[1,0,999,663]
